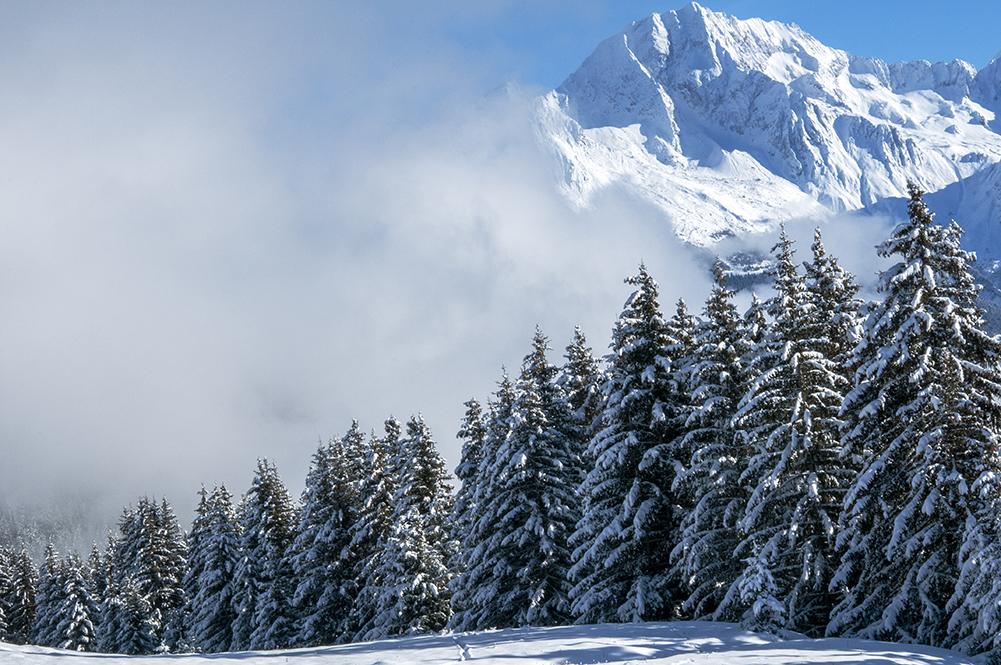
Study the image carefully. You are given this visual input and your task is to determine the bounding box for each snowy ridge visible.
[534,2,1001,247]
[0,621,979,664]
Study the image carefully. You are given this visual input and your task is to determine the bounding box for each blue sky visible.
[0,0,997,527]
[432,1,1001,90]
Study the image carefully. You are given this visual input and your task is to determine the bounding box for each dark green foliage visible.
[230,459,297,651]
[724,229,858,635]
[570,267,687,624]
[292,423,366,646]
[366,415,456,639]
[5,550,37,644]
[186,485,240,653]
[55,555,100,651]
[672,259,753,620]
[830,183,1001,646]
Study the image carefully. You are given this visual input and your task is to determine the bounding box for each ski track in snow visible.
[0,622,980,665]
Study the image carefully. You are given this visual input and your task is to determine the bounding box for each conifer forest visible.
[5,184,1001,657]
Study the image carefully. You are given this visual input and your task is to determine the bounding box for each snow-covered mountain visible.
[535,2,1001,261]
[0,621,980,665]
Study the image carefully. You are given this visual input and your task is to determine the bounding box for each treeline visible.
[0,414,455,652]
[3,184,1001,656]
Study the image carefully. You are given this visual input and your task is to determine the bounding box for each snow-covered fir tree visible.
[722,230,857,635]
[829,183,1001,647]
[86,543,108,607]
[292,423,366,646]
[186,485,240,653]
[180,487,212,647]
[803,228,863,365]
[229,459,298,651]
[447,372,516,632]
[346,420,401,641]
[666,298,697,378]
[0,546,10,638]
[736,545,785,635]
[672,259,753,620]
[99,577,158,655]
[559,326,603,476]
[450,399,487,567]
[570,266,687,624]
[54,554,100,651]
[31,544,66,647]
[5,549,37,644]
[365,415,456,639]
[457,329,582,630]
[100,497,187,653]
[447,397,487,626]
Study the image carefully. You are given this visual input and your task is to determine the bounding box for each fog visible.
[0,2,898,546]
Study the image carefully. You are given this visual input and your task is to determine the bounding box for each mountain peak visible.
[537,4,1001,246]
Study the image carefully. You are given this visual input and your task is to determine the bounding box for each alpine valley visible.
[533,2,1001,307]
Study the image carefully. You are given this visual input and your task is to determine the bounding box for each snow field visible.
[0,622,979,665]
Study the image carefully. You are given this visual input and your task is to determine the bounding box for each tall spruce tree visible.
[559,327,603,476]
[723,230,856,635]
[32,544,66,647]
[447,372,516,632]
[99,577,158,655]
[803,228,863,366]
[347,420,402,641]
[181,487,211,632]
[451,399,487,564]
[292,423,366,646]
[457,330,581,629]
[187,485,240,653]
[570,266,686,624]
[6,549,37,644]
[828,183,1001,647]
[101,497,187,653]
[54,554,100,651]
[0,546,10,639]
[672,259,752,620]
[230,459,297,651]
[365,415,456,639]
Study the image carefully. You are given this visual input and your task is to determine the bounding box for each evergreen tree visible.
[672,259,753,619]
[6,549,38,644]
[803,228,863,366]
[570,266,687,624]
[451,399,486,564]
[736,545,785,635]
[292,423,365,647]
[458,329,581,630]
[230,459,298,651]
[180,486,212,641]
[829,183,1001,647]
[346,420,401,641]
[723,230,856,635]
[366,415,456,639]
[100,497,186,653]
[98,578,158,655]
[187,485,240,653]
[86,542,108,607]
[447,399,485,628]
[32,544,65,647]
[666,298,697,377]
[0,546,10,638]
[55,555,100,651]
[448,372,516,632]
[559,327,603,475]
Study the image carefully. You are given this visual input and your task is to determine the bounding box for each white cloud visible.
[0,2,902,537]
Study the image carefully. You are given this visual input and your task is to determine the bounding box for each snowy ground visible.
[0,622,983,665]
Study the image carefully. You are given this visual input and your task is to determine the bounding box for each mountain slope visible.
[534,2,1001,249]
